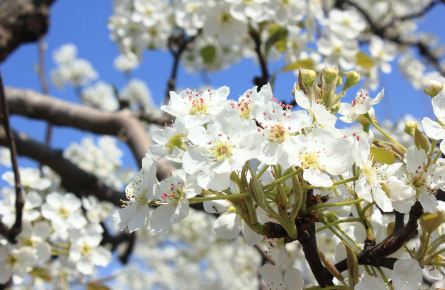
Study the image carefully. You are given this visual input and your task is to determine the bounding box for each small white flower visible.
[114,155,158,232]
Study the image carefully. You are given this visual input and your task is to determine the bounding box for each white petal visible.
[284,268,304,290]
[149,204,175,233]
[203,200,230,214]
[213,213,241,240]
[241,222,262,246]
[391,259,422,290]
[259,264,285,290]
[356,274,387,290]
[421,117,445,140]
[373,187,393,212]
[419,191,438,213]
[91,247,112,266]
[405,146,427,175]
[303,168,333,187]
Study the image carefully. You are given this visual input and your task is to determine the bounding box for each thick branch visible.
[0,0,55,62]
[0,74,24,243]
[0,129,124,206]
[5,87,171,168]
[298,222,334,287]
[335,202,423,273]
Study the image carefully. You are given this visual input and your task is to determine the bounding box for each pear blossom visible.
[288,128,354,187]
[17,222,52,263]
[162,86,229,128]
[81,81,119,111]
[326,9,366,39]
[151,119,188,162]
[150,170,201,233]
[0,245,37,284]
[339,89,384,123]
[41,192,87,239]
[386,146,440,213]
[183,113,259,190]
[114,155,158,232]
[68,227,112,275]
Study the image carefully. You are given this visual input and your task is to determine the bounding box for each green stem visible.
[310,198,363,210]
[316,217,362,232]
[188,193,248,204]
[265,167,302,189]
[367,115,406,151]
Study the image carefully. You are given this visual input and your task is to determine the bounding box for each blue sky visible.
[1,0,444,170]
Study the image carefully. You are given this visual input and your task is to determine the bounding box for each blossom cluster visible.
[108,0,442,89]
[0,167,113,285]
[116,68,445,289]
[0,136,261,289]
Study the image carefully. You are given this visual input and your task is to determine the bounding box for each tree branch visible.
[4,87,171,169]
[248,26,270,89]
[0,73,25,243]
[335,0,445,75]
[0,129,124,206]
[334,202,423,273]
[164,31,199,104]
[0,0,55,62]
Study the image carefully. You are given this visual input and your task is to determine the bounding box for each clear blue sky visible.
[1,0,444,170]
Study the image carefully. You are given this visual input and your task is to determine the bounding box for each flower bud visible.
[423,79,443,97]
[404,121,418,136]
[300,69,317,88]
[345,71,360,88]
[420,211,444,234]
[322,67,338,83]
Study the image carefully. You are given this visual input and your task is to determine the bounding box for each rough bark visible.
[0,0,55,62]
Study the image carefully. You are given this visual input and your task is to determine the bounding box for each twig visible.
[0,72,25,243]
[164,31,199,104]
[248,26,270,89]
[36,37,53,149]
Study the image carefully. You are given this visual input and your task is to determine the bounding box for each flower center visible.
[6,254,18,267]
[268,124,287,143]
[58,207,70,218]
[166,134,186,152]
[80,244,93,256]
[220,12,231,23]
[300,152,319,169]
[210,141,233,161]
[190,98,208,115]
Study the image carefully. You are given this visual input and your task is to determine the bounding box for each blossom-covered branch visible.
[335,0,445,75]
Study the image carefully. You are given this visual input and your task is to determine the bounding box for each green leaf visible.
[282,58,315,72]
[355,51,374,69]
[265,24,288,55]
[344,243,359,288]
[200,45,217,65]
[370,146,397,164]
